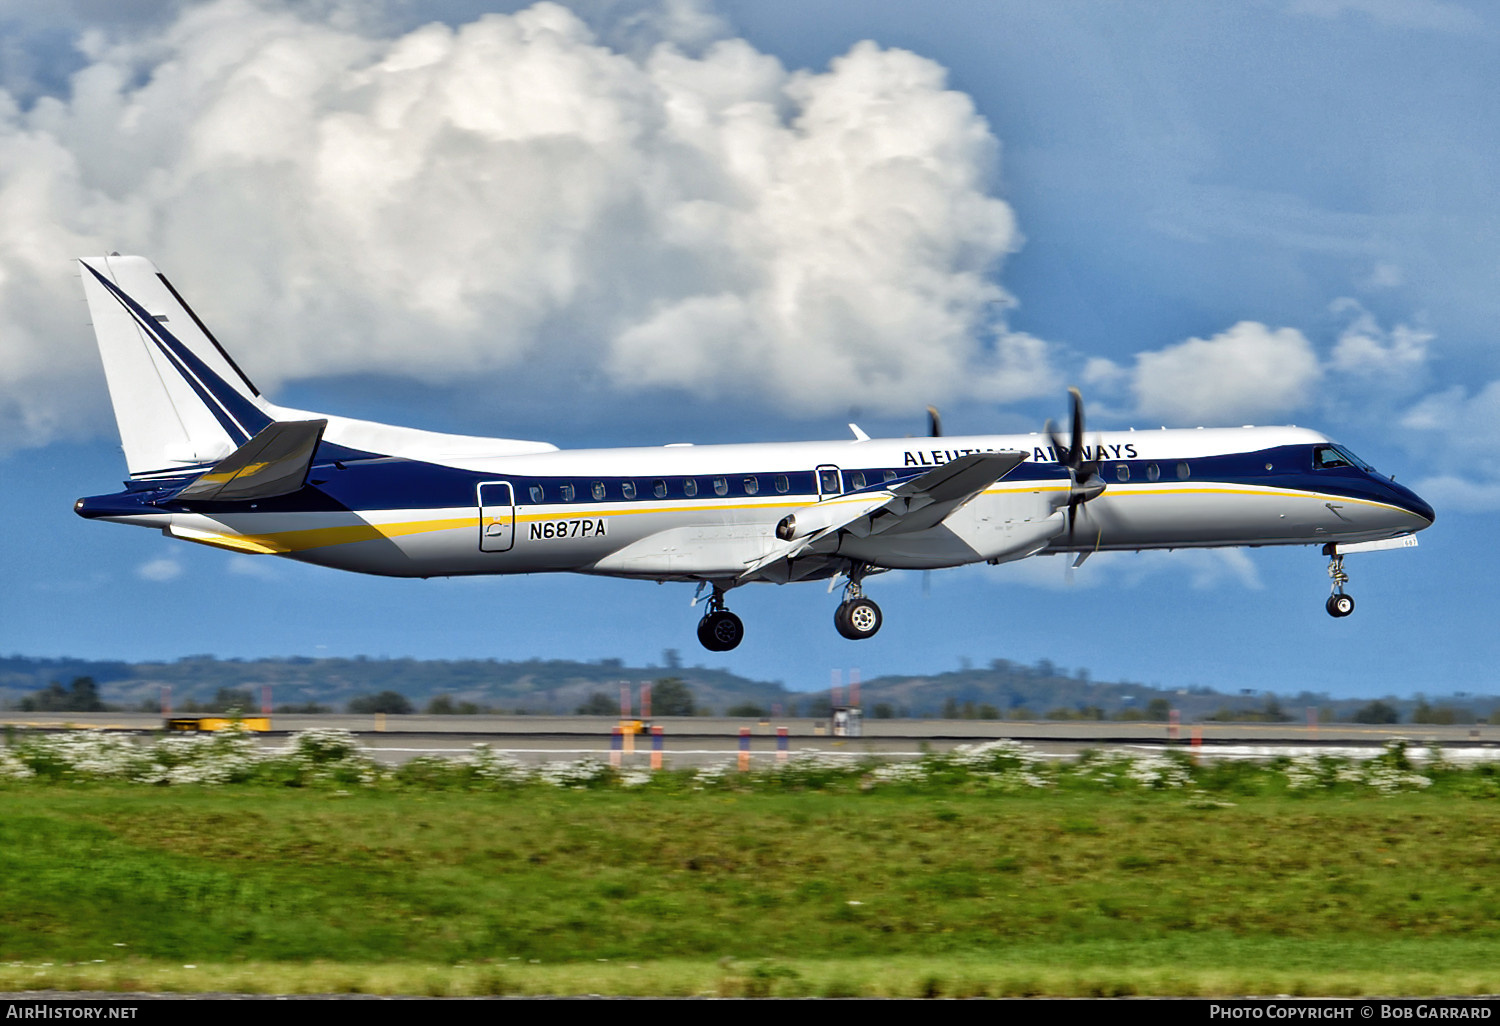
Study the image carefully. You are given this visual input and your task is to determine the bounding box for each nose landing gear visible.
[1323,545,1355,618]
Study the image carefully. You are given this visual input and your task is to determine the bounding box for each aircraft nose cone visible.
[1391,481,1435,527]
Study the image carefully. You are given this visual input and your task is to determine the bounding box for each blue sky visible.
[0,0,1493,698]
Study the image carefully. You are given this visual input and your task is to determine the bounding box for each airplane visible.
[73,254,1435,652]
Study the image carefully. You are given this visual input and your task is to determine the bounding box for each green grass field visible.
[1,785,1497,996]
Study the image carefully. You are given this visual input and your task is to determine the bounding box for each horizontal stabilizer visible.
[175,420,327,503]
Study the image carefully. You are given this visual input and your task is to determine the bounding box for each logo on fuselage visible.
[901,443,1140,468]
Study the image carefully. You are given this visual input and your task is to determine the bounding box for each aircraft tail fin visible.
[79,255,274,479]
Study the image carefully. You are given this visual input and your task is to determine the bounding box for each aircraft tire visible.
[1325,593,1355,618]
[698,610,744,651]
[835,598,882,640]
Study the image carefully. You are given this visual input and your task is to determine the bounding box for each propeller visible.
[922,402,941,594]
[1044,387,1106,549]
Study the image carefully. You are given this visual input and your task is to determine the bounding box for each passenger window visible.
[851,472,867,489]
[775,475,789,494]
[820,469,841,494]
[1115,464,1130,482]
[1176,462,1190,480]
[883,470,897,482]
[560,483,575,502]
[713,477,728,497]
[744,476,759,495]
[1147,463,1160,482]
[683,479,698,497]
[653,479,667,499]
[529,485,543,503]
[622,481,636,500]
[591,481,606,501]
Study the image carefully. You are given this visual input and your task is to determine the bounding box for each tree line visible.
[7,675,1491,724]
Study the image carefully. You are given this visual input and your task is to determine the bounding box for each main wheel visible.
[835,597,883,640]
[1325,593,1355,618]
[697,610,744,651]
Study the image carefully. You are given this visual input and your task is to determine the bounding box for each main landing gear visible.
[696,589,744,652]
[1323,544,1355,618]
[834,566,883,641]
[691,566,886,651]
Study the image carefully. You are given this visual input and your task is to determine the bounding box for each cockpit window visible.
[1339,445,1376,473]
[1314,445,1376,473]
[1313,446,1351,470]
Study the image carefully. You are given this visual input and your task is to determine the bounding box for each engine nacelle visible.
[775,495,890,541]
[776,504,840,541]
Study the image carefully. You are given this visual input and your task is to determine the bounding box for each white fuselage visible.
[91,426,1432,583]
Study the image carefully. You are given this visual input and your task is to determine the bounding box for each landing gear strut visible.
[834,565,883,640]
[696,588,744,651]
[1323,544,1355,618]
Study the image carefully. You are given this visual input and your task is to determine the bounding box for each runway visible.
[2,714,1493,767]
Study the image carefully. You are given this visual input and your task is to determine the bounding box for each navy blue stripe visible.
[86,264,272,443]
[81,439,1428,526]
[126,445,1408,517]
[155,271,261,397]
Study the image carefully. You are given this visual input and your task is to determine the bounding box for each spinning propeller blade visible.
[1045,387,1106,548]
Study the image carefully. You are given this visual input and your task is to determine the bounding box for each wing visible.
[740,451,1028,580]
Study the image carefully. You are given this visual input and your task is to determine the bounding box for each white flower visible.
[535,758,614,788]
[619,768,655,788]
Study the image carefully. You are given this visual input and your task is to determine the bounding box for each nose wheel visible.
[696,588,744,651]
[1323,546,1355,618]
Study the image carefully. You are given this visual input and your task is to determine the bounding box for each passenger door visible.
[816,465,843,502]
[478,481,515,552]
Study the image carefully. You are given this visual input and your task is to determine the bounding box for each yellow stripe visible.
[183,517,475,554]
[194,460,273,486]
[173,530,287,555]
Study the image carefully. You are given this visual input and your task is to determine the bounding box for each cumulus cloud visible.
[136,556,183,582]
[1328,298,1431,381]
[0,0,1051,453]
[992,548,1264,592]
[1364,261,1403,289]
[228,554,279,579]
[1401,380,1500,510]
[1077,301,1433,430]
[1286,0,1484,34]
[1408,474,1500,513]
[1129,321,1321,425]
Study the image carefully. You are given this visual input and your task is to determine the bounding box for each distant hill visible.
[1,653,1492,723]
[0,653,794,716]
[822,659,1496,724]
